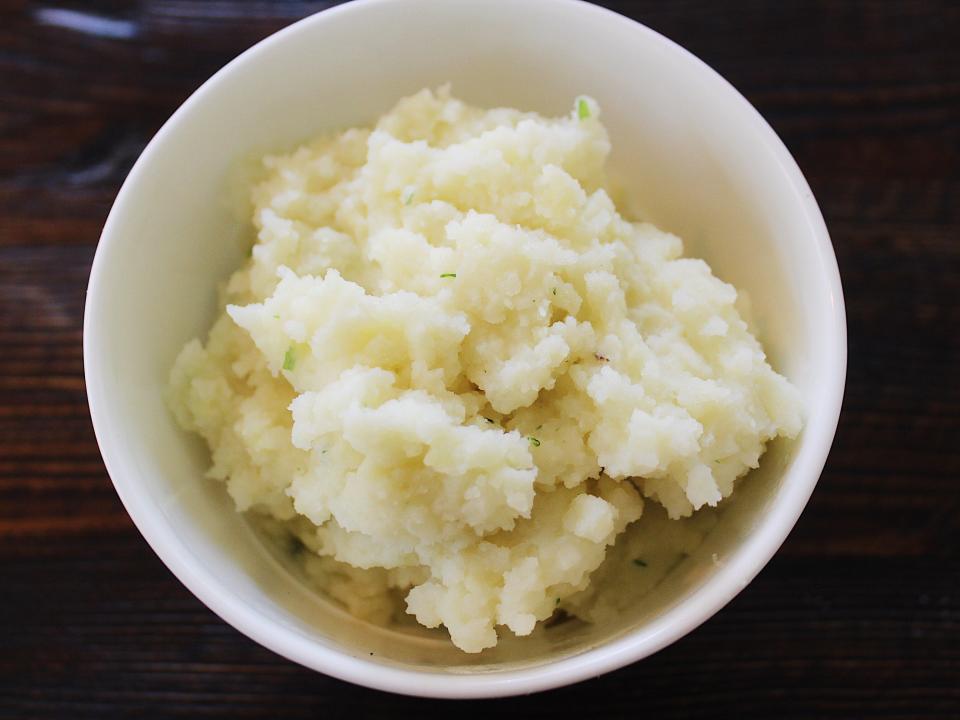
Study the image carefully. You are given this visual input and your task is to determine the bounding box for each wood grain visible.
[1,0,958,717]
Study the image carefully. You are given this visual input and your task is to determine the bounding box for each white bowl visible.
[84,0,846,698]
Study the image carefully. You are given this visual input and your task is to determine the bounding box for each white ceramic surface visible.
[84,0,846,698]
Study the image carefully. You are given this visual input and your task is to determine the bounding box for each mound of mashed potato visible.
[169,88,802,653]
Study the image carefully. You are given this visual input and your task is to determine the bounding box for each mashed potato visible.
[169,88,802,652]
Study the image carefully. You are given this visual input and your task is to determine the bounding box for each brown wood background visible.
[2,0,958,716]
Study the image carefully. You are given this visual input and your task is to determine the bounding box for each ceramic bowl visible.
[84,0,846,698]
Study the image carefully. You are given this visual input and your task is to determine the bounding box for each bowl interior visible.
[85,0,843,691]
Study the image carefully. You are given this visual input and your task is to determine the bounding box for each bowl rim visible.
[84,0,847,699]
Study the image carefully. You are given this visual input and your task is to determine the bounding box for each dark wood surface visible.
[2,0,958,716]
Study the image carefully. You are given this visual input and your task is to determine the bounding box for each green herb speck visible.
[552,287,557,296]
[632,558,648,568]
[402,188,415,205]
[528,436,541,447]
[577,97,591,120]
[440,272,457,279]
[484,417,495,424]
[535,424,543,431]
[555,598,561,606]
[282,345,296,371]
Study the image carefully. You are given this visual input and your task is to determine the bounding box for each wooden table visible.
[2,1,958,716]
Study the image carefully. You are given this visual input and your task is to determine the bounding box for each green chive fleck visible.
[555,598,561,606]
[528,436,541,447]
[552,287,557,295]
[577,97,591,120]
[440,272,457,279]
[402,188,415,205]
[535,424,543,431]
[632,558,648,568]
[282,345,296,371]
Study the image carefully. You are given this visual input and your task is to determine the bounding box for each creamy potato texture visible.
[168,88,802,652]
